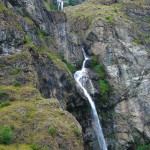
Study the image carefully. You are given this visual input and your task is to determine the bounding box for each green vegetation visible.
[68,0,76,6]
[36,28,49,37]
[24,17,33,24]
[90,55,112,104]
[106,15,114,24]
[0,64,4,67]
[73,128,81,137]
[31,144,39,150]
[0,126,13,144]
[50,3,58,10]
[98,80,109,101]
[0,100,11,108]
[134,39,142,45]
[107,132,115,139]
[49,127,56,137]
[25,35,38,49]
[0,144,32,150]
[93,65,105,79]
[0,89,9,96]
[12,81,22,87]
[10,68,21,75]
[63,60,76,74]
[0,1,11,14]
[114,7,118,13]
[137,144,150,150]
[90,55,98,67]
[22,117,27,123]
[43,1,51,11]
[25,35,31,43]
[41,146,48,150]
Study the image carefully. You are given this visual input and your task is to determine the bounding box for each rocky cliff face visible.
[0,0,84,149]
[65,0,150,149]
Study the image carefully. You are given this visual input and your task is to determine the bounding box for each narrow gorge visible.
[0,0,150,150]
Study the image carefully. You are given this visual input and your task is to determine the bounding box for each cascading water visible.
[74,48,107,150]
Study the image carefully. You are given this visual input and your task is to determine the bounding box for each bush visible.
[49,127,56,137]
[50,3,57,10]
[22,117,27,123]
[10,68,21,75]
[31,144,39,150]
[134,39,142,45]
[12,81,21,87]
[106,15,114,24]
[61,59,76,74]
[90,55,98,67]
[43,1,51,11]
[25,35,31,43]
[137,144,150,150]
[0,126,13,144]
[0,89,9,95]
[65,62,76,74]
[98,80,109,101]
[73,128,81,137]
[93,65,105,79]
[36,28,49,37]
[0,100,11,108]
[68,0,76,5]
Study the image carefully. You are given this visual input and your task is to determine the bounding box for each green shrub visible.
[98,80,109,101]
[93,65,105,79]
[68,0,76,5]
[36,28,49,37]
[114,8,118,13]
[22,117,27,123]
[49,127,56,137]
[61,59,76,74]
[90,55,98,67]
[65,62,76,74]
[25,35,31,43]
[0,100,11,108]
[41,146,48,150]
[0,89,9,95]
[73,128,81,137]
[106,15,114,24]
[0,126,13,144]
[137,144,150,150]
[0,64,4,67]
[10,68,21,75]
[12,81,21,87]
[43,1,51,11]
[134,39,142,45]
[31,144,39,150]
[50,3,57,10]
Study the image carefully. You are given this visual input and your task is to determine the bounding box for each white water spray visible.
[74,48,107,150]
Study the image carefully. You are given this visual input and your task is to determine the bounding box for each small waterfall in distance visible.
[74,48,107,150]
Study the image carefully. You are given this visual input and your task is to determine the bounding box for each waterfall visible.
[74,48,107,150]
[57,0,64,10]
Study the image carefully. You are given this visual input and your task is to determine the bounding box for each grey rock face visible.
[65,0,150,149]
[88,23,149,149]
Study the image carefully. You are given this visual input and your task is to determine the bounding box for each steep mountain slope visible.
[0,0,150,150]
[0,0,84,149]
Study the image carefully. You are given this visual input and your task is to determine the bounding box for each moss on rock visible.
[0,89,83,150]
